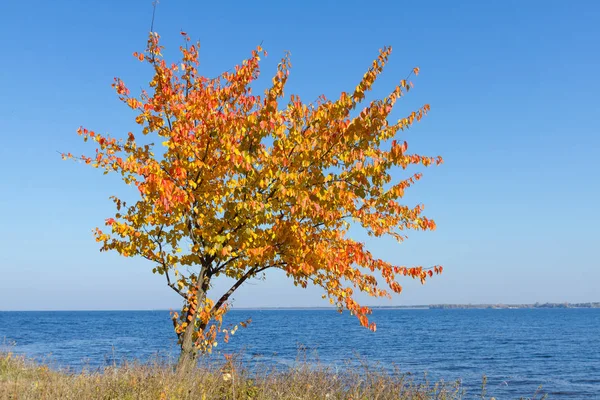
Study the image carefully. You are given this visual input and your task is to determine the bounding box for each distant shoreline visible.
[2,302,599,312]
[235,302,600,310]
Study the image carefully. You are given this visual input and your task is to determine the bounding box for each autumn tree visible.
[64,32,443,368]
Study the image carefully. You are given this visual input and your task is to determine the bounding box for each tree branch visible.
[140,251,187,299]
[210,263,284,314]
[165,270,187,299]
[212,255,243,275]
[145,225,189,299]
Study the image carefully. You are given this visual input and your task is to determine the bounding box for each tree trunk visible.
[176,267,209,370]
[177,333,197,370]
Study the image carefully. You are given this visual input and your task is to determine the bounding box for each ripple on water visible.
[1,309,599,399]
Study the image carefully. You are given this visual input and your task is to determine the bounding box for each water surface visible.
[1,309,599,398]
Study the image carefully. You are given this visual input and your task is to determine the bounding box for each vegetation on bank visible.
[428,302,600,309]
[0,352,550,400]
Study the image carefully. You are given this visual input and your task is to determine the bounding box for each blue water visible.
[1,309,599,399]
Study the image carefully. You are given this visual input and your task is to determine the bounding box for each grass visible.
[0,351,547,400]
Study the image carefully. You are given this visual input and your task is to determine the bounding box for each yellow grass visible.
[0,351,471,399]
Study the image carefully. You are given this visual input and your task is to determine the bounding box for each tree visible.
[64,32,443,368]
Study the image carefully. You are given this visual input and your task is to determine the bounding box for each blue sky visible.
[0,0,598,310]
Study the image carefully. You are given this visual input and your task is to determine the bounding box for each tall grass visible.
[0,352,547,399]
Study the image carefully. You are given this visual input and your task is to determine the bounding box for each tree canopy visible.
[64,32,443,365]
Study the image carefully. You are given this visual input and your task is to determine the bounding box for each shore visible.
[0,351,490,400]
[233,302,600,310]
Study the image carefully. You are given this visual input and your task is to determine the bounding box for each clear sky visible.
[1,0,598,311]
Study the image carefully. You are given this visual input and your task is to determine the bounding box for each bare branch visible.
[165,270,186,299]
[149,1,158,32]
[210,262,285,314]
[141,250,187,299]
[212,255,243,275]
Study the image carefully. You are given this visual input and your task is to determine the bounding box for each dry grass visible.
[0,351,471,400]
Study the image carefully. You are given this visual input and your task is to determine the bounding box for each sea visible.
[1,308,599,399]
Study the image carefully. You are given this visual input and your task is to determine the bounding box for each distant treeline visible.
[239,302,600,311]
[427,302,600,309]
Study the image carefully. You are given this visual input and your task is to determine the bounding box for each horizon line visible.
[1,301,599,312]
